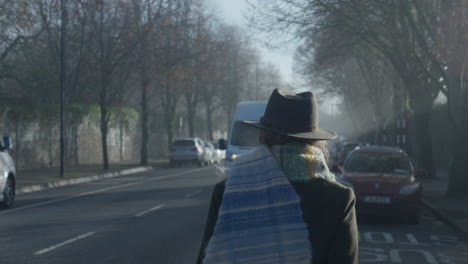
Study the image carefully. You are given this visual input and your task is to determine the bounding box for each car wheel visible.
[198,159,203,167]
[1,177,15,209]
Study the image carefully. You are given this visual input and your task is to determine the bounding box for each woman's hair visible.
[259,130,330,164]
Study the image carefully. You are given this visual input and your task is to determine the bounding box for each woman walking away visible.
[197,88,358,264]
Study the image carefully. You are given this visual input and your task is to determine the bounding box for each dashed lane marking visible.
[34,232,96,255]
[135,204,166,217]
[185,190,203,198]
[1,167,209,216]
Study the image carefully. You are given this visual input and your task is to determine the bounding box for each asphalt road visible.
[1,166,467,264]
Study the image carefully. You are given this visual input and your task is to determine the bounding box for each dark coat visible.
[196,178,358,264]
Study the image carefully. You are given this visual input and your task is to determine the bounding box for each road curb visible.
[17,166,154,195]
[421,199,468,238]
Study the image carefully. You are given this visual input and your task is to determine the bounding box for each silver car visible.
[169,138,209,167]
[0,136,16,209]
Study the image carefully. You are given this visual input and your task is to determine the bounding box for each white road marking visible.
[34,232,96,255]
[185,190,202,198]
[135,204,166,217]
[1,167,209,215]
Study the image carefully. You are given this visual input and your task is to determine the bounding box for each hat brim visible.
[243,120,337,140]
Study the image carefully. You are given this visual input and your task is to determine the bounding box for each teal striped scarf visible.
[203,145,312,264]
[271,143,335,183]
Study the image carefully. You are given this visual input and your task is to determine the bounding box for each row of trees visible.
[249,0,468,196]
[0,0,282,170]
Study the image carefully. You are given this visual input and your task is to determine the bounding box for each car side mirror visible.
[218,139,226,150]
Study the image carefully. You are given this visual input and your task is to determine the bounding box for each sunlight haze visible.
[209,0,295,84]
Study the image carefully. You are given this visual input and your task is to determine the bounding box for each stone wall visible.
[3,117,139,170]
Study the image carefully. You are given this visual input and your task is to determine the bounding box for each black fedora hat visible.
[243,88,337,140]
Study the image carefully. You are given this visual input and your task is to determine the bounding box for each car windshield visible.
[230,121,260,147]
[345,152,411,174]
[173,140,195,147]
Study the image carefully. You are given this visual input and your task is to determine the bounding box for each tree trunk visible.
[405,75,435,177]
[120,118,124,162]
[73,124,79,166]
[47,121,54,168]
[64,119,70,166]
[447,128,468,197]
[205,103,213,140]
[447,71,468,196]
[373,120,380,145]
[184,89,198,138]
[140,78,148,165]
[187,108,195,137]
[14,121,20,170]
[100,101,109,170]
[165,120,173,152]
[412,111,435,176]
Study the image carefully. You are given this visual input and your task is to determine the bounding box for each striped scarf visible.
[203,145,312,264]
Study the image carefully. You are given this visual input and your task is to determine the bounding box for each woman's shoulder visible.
[290,178,355,203]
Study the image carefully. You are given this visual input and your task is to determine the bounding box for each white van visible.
[224,101,267,166]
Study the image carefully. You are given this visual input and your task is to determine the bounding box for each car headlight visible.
[226,152,238,161]
[400,183,420,195]
[337,179,354,190]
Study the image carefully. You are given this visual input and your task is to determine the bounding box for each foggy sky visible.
[209,0,294,84]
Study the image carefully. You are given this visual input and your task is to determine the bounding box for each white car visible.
[169,138,210,167]
[0,136,16,209]
[204,142,217,164]
[211,141,226,163]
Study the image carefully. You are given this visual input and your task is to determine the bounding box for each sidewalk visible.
[420,171,468,238]
[16,159,168,194]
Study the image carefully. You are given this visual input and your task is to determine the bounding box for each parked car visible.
[211,141,226,163]
[169,138,209,167]
[336,146,422,223]
[225,101,267,167]
[0,136,16,209]
[204,142,216,164]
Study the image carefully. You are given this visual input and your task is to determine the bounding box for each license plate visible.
[363,195,391,204]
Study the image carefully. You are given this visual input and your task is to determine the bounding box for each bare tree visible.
[82,0,135,169]
[151,0,195,149]
[436,0,468,196]
[248,0,445,176]
[127,0,166,165]
[0,0,44,82]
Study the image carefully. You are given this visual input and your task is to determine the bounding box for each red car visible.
[336,146,422,223]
